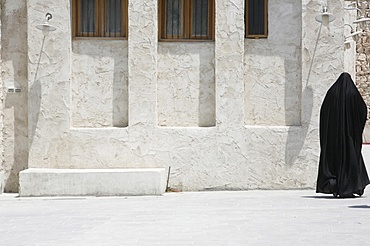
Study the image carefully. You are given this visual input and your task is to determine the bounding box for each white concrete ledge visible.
[0,172,4,194]
[19,168,167,197]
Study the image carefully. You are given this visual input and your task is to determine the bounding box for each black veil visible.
[316,72,370,197]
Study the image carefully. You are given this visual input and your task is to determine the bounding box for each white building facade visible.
[0,0,358,194]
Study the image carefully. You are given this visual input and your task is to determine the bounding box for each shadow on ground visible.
[348,205,370,209]
[301,195,365,200]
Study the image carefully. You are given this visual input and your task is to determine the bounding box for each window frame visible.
[245,0,268,39]
[72,0,128,39]
[158,0,215,42]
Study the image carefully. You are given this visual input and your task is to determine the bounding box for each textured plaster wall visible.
[298,0,346,182]
[72,40,128,128]
[244,0,301,126]
[343,9,356,78]
[356,27,370,127]
[0,1,3,184]
[25,0,348,191]
[1,0,28,192]
[27,0,72,169]
[157,42,215,127]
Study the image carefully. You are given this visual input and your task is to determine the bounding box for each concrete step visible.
[19,168,167,197]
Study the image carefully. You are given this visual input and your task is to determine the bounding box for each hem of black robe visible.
[316,182,370,197]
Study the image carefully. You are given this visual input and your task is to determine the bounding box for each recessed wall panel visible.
[71,40,128,128]
[157,42,215,127]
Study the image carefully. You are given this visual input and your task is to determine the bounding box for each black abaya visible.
[316,72,370,197]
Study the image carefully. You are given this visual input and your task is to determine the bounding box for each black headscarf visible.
[316,72,370,197]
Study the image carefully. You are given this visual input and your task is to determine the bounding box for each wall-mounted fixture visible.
[344,1,357,10]
[33,13,56,85]
[344,39,352,49]
[343,1,370,49]
[346,29,362,42]
[344,0,370,29]
[353,15,370,29]
[315,5,335,26]
[36,13,56,35]
[343,23,363,48]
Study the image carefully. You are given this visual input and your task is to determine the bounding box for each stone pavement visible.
[1,190,370,246]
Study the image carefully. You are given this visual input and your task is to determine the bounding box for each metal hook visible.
[46,13,52,21]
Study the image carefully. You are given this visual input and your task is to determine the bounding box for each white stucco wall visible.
[72,40,128,128]
[343,8,357,78]
[27,0,72,169]
[158,42,215,127]
[1,0,28,192]
[0,1,3,189]
[19,0,349,191]
[244,0,301,126]
[298,0,347,183]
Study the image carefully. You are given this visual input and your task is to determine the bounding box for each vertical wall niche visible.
[157,42,215,127]
[71,40,128,128]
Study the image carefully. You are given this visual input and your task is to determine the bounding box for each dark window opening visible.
[72,0,128,38]
[245,0,268,38]
[159,0,214,41]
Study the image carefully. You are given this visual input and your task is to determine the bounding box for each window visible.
[245,0,268,38]
[72,0,128,38]
[159,0,215,41]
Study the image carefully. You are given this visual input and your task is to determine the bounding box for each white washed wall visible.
[343,8,357,78]
[1,0,28,192]
[298,0,346,183]
[72,40,128,128]
[244,0,301,126]
[19,0,348,191]
[27,0,72,169]
[157,42,215,127]
[0,1,2,191]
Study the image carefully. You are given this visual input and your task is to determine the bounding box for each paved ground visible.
[1,189,370,246]
[1,145,370,246]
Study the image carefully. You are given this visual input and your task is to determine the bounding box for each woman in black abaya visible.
[316,72,370,198]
